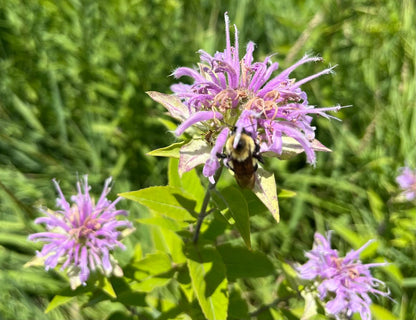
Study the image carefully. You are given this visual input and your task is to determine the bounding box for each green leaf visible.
[126,250,174,292]
[331,218,377,256]
[169,157,205,212]
[120,186,197,222]
[168,157,182,187]
[130,274,172,292]
[402,277,416,287]
[151,225,187,264]
[137,216,188,231]
[147,91,189,121]
[367,189,385,223]
[253,167,279,222]
[101,277,117,298]
[278,188,297,198]
[371,304,398,320]
[217,244,275,281]
[12,94,45,133]
[181,170,205,212]
[130,252,172,280]
[147,141,185,158]
[45,295,74,313]
[228,287,249,319]
[44,285,91,314]
[158,118,179,131]
[186,245,228,320]
[219,186,251,248]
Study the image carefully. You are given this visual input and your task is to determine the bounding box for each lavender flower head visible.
[396,166,416,201]
[157,12,344,182]
[297,232,389,320]
[29,176,133,289]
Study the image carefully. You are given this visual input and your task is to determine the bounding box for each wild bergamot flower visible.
[396,166,416,201]
[28,176,133,289]
[153,12,344,183]
[297,232,390,320]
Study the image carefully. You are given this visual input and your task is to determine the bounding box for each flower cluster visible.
[396,166,416,201]
[167,13,343,182]
[297,232,389,320]
[29,176,133,289]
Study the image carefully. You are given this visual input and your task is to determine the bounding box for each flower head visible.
[396,166,416,201]
[165,12,343,181]
[29,176,133,289]
[297,232,389,320]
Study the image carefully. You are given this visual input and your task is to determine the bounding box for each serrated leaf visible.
[186,245,228,320]
[178,139,211,176]
[219,186,251,248]
[147,141,185,158]
[253,167,279,222]
[147,91,189,121]
[217,244,274,281]
[120,186,197,222]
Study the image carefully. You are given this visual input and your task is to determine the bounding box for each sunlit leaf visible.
[147,141,185,158]
[101,277,117,298]
[253,167,279,222]
[45,295,74,314]
[151,225,187,264]
[219,186,251,248]
[178,139,211,176]
[371,304,398,320]
[130,252,172,280]
[147,91,189,121]
[186,245,228,320]
[119,186,197,222]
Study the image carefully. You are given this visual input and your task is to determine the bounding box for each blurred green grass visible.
[0,0,415,319]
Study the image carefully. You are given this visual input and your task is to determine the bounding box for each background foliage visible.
[0,0,414,319]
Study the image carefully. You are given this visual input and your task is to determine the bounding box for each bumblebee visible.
[218,129,263,189]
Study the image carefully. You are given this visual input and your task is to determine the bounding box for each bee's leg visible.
[254,153,264,164]
[216,152,227,159]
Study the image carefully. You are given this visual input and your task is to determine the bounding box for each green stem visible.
[192,167,223,243]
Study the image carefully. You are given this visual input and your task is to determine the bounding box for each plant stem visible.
[192,167,222,243]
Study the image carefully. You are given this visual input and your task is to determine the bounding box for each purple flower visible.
[29,176,133,289]
[297,232,390,320]
[163,12,344,181]
[396,166,416,201]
